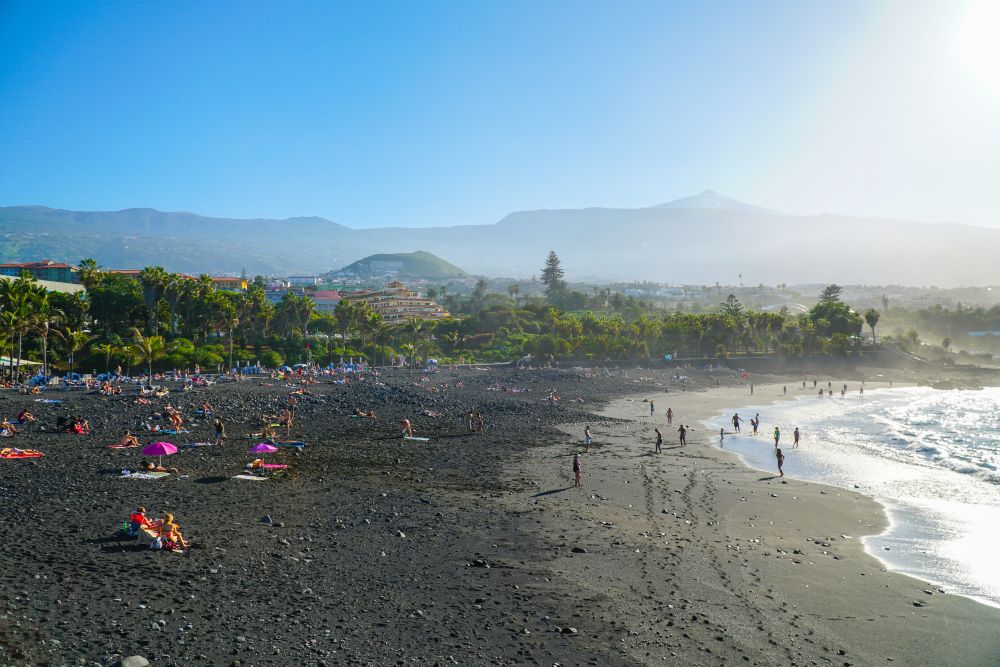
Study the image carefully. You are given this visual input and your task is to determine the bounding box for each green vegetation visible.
[329,251,468,280]
[0,253,895,377]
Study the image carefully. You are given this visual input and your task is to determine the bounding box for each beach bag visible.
[149,536,163,550]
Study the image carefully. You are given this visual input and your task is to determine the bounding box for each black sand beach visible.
[2,366,999,666]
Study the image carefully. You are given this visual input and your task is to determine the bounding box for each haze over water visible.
[709,387,1000,607]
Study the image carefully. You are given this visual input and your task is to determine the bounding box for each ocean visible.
[707,386,1000,608]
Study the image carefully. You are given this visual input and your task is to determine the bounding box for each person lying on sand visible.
[118,431,141,447]
[142,461,179,475]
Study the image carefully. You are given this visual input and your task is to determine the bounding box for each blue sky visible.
[1,1,999,227]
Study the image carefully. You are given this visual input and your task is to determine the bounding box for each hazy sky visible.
[1,1,999,228]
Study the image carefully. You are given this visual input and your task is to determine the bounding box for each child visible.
[719,427,725,443]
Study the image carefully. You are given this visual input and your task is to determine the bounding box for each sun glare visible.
[959,0,1000,93]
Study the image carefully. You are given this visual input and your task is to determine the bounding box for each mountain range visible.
[2,190,998,286]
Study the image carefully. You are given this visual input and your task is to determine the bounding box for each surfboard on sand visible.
[403,436,430,442]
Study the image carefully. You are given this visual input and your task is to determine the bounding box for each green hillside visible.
[330,251,468,280]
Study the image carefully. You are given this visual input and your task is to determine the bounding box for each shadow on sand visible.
[532,487,574,497]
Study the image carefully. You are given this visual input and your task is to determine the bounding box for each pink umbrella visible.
[141,441,177,466]
[248,443,279,454]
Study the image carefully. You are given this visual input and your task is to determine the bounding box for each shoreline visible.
[503,380,1000,665]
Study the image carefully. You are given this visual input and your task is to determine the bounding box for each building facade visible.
[0,260,78,283]
[341,281,448,323]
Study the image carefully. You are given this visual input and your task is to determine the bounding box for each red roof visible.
[0,260,75,270]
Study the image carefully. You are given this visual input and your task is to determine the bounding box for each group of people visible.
[124,507,190,551]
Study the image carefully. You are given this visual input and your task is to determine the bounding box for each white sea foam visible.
[706,386,1000,607]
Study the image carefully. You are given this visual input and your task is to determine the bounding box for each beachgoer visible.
[401,419,413,438]
[650,400,655,416]
[476,411,484,434]
[859,386,864,397]
[666,408,673,426]
[776,448,785,476]
[127,506,152,537]
[16,409,35,425]
[573,453,582,487]
[118,431,140,447]
[678,424,687,446]
[584,425,592,451]
[655,428,662,453]
[793,427,800,448]
[731,413,743,433]
[750,383,754,396]
[813,379,817,388]
[773,427,780,448]
[467,412,475,432]
[214,418,226,445]
[783,386,787,396]
[719,427,725,443]
[819,389,824,398]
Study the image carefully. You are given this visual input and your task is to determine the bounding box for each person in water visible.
[732,413,743,433]
[793,427,800,448]
[773,426,781,448]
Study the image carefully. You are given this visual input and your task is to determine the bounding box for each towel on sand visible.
[232,474,267,481]
[1,448,44,459]
[107,443,141,449]
[180,442,215,449]
[120,471,170,479]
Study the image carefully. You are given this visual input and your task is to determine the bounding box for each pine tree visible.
[540,251,566,305]
[818,284,843,304]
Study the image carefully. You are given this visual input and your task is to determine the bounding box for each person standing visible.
[783,386,787,396]
[584,424,592,451]
[401,419,413,438]
[655,428,662,453]
[666,408,673,426]
[476,411,484,434]
[678,424,687,446]
[573,453,582,487]
[776,448,785,477]
[719,427,725,444]
[732,413,743,433]
[214,418,226,446]
[773,426,781,448]
[793,427,800,448]
[650,400,655,417]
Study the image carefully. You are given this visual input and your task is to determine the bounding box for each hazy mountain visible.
[328,251,468,280]
[2,194,999,286]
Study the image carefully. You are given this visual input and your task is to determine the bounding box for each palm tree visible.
[77,258,102,290]
[54,327,96,379]
[130,327,166,379]
[401,317,426,370]
[508,283,522,308]
[864,308,880,349]
[139,266,170,334]
[92,342,117,371]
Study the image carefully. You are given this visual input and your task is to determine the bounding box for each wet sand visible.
[505,381,1000,665]
[1,369,999,665]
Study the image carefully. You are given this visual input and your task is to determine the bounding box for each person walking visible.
[678,424,687,446]
[793,427,800,448]
[776,447,785,477]
[650,400,655,417]
[666,407,673,426]
[214,418,226,446]
[655,428,662,453]
[773,426,781,448]
[584,424,592,451]
[573,453,582,487]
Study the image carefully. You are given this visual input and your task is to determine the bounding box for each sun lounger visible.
[120,471,171,479]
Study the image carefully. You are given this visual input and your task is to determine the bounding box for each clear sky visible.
[1,0,999,228]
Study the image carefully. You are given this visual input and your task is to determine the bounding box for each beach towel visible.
[33,399,62,404]
[248,463,289,470]
[0,448,44,459]
[106,443,141,449]
[180,442,215,449]
[154,429,190,435]
[274,441,305,449]
[232,474,267,481]
[120,471,170,479]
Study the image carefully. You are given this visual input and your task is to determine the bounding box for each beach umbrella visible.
[141,441,177,467]
[248,443,279,454]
